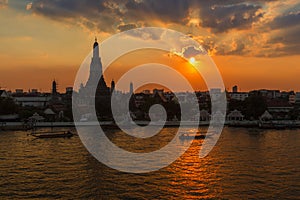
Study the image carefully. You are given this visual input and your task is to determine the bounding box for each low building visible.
[31,89,38,94]
[0,90,9,98]
[153,89,164,95]
[229,92,249,101]
[66,87,73,94]
[210,88,222,101]
[176,93,188,103]
[232,85,238,93]
[14,96,51,108]
[164,92,175,101]
[296,92,300,103]
[142,90,150,95]
[260,110,273,121]
[289,94,296,104]
[251,89,281,99]
[28,113,45,122]
[200,109,210,121]
[267,99,293,119]
[15,89,23,94]
[211,111,225,124]
[134,93,147,108]
[0,114,19,122]
[227,109,244,121]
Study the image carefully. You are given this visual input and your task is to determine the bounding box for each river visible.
[0,127,299,199]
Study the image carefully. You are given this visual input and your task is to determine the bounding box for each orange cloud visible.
[0,0,8,9]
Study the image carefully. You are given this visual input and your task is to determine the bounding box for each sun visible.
[189,57,196,65]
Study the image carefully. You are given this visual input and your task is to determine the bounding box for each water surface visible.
[0,127,299,199]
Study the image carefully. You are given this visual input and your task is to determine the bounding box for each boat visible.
[179,131,206,140]
[31,131,74,138]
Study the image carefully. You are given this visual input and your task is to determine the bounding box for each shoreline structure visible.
[1,120,300,130]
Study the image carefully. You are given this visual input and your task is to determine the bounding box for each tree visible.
[288,107,300,120]
[228,99,244,112]
[244,95,267,119]
[0,97,19,115]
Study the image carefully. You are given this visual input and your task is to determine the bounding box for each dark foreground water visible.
[0,127,299,199]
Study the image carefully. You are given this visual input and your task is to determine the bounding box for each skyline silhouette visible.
[0,1,299,91]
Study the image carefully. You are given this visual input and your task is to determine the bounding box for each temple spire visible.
[93,36,99,57]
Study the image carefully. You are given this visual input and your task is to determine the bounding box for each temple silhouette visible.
[85,37,111,96]
[79,38,113,119]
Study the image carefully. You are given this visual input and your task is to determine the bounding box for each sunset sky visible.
[0,0,299,92]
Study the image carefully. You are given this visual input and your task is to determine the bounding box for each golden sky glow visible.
[0,0,299,92]
[103,49,207,92]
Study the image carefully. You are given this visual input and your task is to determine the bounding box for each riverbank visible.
[1,120,300,130]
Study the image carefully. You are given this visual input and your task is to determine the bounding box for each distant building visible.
[28,113,45,122]
[289,94,296,104]
[31,89,38,94]
[129,82,133,94]
[155,91,168,103]
[164,92,175,101]
[15,89,23,94]
[66,87,73,94]
[0,114,19,122]
[281,91,294,99]
[111,80,115,94]
[227,109,244,121]
[260,110,273,121]
[230,92,249,101]
[200,109,210,121]
[210,88,221,93]
[211,111,225,123]
[142,90,150,95]
[175,93,188,103]
[296,92,300,103]
[210,88,222,101]
[14,96,51,108]
[153,89,164,95]
[250,89,281,99]
[232,85,238,93]
[134,93,147,108]
[13,81,55,108]
[267,99,293,119]
[52,80,57,95]
[0,90,9,98]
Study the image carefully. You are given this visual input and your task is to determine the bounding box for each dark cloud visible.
[124,0,267,32]
[28,0,299,57]
[182,46,205,58]
[268,26,300,56]
[125,0,190,23]
[117,23,137,32]
[30,0,267,33]
[123,28,164,41]
[32,0,106,18]
[270,12,300,29]
[199,3,264,33]
[31,0,119,33]
[217,40,247,56]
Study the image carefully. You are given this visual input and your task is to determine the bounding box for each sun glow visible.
[189,57,196,65]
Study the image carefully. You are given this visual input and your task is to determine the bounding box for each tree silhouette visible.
[0,97,19,115]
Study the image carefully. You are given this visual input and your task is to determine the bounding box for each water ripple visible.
[0,127,299,199]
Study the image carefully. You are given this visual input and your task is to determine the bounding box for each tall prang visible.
[85,37,110,96]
